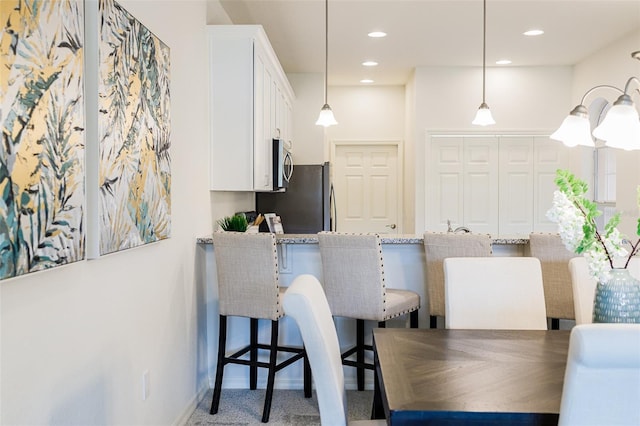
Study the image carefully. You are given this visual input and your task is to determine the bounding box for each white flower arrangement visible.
[546,169,640,282]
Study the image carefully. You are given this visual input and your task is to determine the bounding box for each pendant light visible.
[316,0,337,127]
[472,0,495,126]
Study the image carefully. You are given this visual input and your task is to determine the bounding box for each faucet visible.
[447,219,470,233]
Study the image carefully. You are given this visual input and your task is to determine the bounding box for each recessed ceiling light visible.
[523,29,544,36]
[360,79,374,84]
[368,31,387,38]
[362,61,378,67]
[496,59,511,65]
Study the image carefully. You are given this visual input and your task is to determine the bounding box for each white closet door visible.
[533,136,570,231]
[499,137,534,235]
[427,137,464,232]
[463,137,499,235]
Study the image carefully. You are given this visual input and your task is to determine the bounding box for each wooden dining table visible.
[372,328,571,426]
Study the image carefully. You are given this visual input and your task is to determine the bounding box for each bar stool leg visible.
[430,315,437,329]
[303,350,312,398]
[250,318,258,390]
[210,315,227,415]
[410,310,419,328]
[261,320,279,423]
[356,319,365,391]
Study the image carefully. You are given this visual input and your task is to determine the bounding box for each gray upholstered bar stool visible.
[210,232,311,423]
[317,232,420,391]
[423,232,493,328]
[529,232,577,329]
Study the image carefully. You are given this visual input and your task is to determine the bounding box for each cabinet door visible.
[463,137,499,235]
[209,34,254,190]
[253,47,274,191]
[499,137,534,235]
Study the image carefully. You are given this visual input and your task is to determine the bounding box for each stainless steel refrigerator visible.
[255,162,334,234]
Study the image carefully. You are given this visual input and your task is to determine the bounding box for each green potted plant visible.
[217,214,248,232]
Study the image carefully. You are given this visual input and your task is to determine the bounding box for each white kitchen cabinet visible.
[208,25,294,191]
[426,134,569,235]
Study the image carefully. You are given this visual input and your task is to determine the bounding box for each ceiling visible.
[216,0,640,86]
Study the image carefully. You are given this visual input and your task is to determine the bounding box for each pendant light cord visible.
[482,0,486,103]
[324,0,329,104]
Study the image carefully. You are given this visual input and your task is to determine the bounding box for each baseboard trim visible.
[173,383,209,426]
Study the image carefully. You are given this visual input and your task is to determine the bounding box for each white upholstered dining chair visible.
[423,232,493,328]
[558,323,640,426]
[317,232,420,391]
[283,274,387,426]
[569,256,640,325]
[443,257,548,330]
[529,232,577,329]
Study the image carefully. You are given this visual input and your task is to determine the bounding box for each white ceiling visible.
[216,0,640,86]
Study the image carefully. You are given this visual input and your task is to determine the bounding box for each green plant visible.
[217,214,248,232]
[547,169,640,281]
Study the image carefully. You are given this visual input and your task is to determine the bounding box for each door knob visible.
[386,224,397,229]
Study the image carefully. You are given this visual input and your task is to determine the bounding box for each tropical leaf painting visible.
[0,0,85,280]
[98,0,171,255]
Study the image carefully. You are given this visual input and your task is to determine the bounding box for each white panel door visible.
[499,137,534,235]
[463,137,499,235]
[334,144,399,234]
[426,137,464,232]
[533,136,570,231]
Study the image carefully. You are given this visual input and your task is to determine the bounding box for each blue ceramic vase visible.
[593,268,640,323]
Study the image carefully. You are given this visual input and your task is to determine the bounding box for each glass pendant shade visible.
[550,114,595,147]
[315,104,338,127]
[593,102,640,151]
[472,103,496,126]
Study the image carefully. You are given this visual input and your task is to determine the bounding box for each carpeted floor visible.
[185,388,375,425]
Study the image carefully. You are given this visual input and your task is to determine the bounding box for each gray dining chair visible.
[444,256,548,330]
[283,274,387,426]
[423,232,493,328]
[558,323,640,426]
[318,232,420,391]
[210,232,310,423]
[529,232,577,329]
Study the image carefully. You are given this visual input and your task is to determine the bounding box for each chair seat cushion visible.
[383,289,420,321]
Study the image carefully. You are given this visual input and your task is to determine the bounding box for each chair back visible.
[444,257,547,330]
[317,232,386,320]
[568,256,640,325]
[283,275,348,426]
[211,232,282,320]
[529,232,577,320]
[558,324,640,426]
[423,232,492,317]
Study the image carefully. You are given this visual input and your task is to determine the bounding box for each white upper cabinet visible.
[208,25,295,191]
[426,134,569,236]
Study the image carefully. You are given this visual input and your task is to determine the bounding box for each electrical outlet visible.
[142,370,150,400]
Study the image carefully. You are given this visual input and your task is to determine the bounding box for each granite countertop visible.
[196,233,529,245]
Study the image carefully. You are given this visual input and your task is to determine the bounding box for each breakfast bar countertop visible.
[196,233,530,246]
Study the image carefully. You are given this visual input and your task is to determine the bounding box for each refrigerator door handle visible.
[330,184,336,231]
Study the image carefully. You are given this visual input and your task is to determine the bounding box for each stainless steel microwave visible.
[273,138,293,190]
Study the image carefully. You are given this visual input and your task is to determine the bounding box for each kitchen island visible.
[197,233,529,391]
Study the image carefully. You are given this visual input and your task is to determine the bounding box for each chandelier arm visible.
[623,76,640,95]
[578,85,625,105]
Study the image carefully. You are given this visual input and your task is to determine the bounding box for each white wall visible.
[412,65,574,233]
[0,1,214,424]
[573,30,640,239]
[288,73,326,164]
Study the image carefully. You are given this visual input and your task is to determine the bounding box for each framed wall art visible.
[94,0,172,255]
[0,0,86,279]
